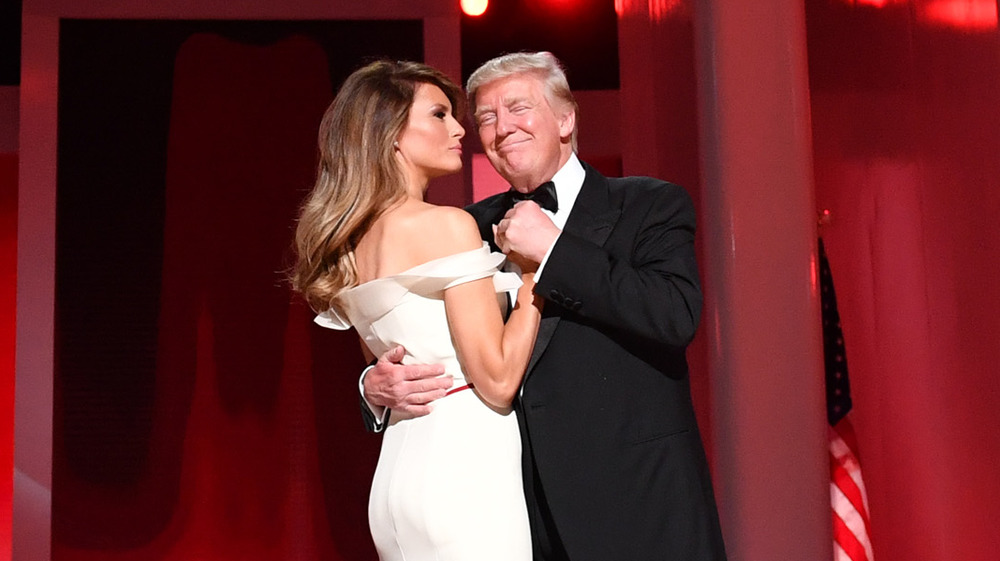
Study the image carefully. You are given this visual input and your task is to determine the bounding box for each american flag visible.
[819,238,874,561]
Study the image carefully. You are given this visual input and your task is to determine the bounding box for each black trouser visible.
[524,443,570,561]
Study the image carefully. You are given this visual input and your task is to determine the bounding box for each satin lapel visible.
[562,163,622,248]
[524,164,622,377]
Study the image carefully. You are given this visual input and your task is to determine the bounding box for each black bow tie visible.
[506,181,558,213]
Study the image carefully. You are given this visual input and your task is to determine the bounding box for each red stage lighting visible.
[841,0,906,7]
[461,0,489,17]
[920,0,998,30]
[614,0,684,20]
[839,0,997,30]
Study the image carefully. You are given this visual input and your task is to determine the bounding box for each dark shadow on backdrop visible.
[0,0,20,85]
[55,19,421,558]
[460,0,619,89]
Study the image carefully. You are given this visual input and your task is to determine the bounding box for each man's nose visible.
[496,110,515,136]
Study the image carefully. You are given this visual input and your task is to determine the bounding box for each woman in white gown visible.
[291,61,541,561]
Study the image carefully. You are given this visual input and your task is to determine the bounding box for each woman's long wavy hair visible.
[292,60,464,312]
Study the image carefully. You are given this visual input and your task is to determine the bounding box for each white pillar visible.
[14,11,58,561]
[694,0,831,559]
[423,13,469,207]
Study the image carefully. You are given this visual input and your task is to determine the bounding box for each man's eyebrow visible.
[498,95,531,108]
[475,96,531,116]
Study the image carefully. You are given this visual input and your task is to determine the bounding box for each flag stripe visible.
[830,422,871,514]
[830,431,871,530]
[831,459,867,527]
[832,509,869,561]
[819,238,874,561]
[832,414,860,451]
[831,469,873,548]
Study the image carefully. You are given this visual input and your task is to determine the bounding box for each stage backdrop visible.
[1,153,16,561]
[54,20,429,561]
[806,2,1000,560]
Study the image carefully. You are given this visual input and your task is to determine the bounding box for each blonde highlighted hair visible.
[291,60,464,312]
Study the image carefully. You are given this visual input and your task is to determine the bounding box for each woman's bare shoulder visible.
[366,202,481,271]
[405,205,482,259]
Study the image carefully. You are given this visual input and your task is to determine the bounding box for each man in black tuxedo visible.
[362,52,726,560]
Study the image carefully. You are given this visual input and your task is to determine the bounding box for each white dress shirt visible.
[532,152,586,280]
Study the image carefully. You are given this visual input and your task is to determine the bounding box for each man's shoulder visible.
[605,173,690,202]
[607,174,681,192]
[578,160,682,196]
[464,192,507,220]
[587,170,695,223]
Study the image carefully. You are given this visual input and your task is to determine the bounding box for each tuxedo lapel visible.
[465,194,506,253]
[562,164,622,248]
[524,164,622,378]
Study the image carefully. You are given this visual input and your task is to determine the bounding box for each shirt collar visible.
[549,152,585,222]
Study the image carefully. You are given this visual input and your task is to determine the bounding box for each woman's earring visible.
[393,141,399,149]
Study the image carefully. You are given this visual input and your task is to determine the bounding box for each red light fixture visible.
[461,0,489,17]
[615,0,684,20]
[839,0,997,30]
[920,0,998,30]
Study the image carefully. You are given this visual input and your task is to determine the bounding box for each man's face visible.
[473,74,574,192]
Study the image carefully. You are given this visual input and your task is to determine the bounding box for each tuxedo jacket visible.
[466,162,727,560]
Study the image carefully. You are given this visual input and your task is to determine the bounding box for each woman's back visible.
[321,239,515,389]
[330,200,493,375]
[353,199,478,284]
[316,204,531,560]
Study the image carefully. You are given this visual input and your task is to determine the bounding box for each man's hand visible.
[363,345,452,417]
[495,201,560,264]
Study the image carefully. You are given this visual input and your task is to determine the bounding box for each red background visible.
[1,153,16,560]
[4,1,1000,561]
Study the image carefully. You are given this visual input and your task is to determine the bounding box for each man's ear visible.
[558,109,576,141]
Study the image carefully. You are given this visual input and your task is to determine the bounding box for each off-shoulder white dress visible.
[315,243,532,561]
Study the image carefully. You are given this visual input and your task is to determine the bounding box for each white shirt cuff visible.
[359,364,389,428]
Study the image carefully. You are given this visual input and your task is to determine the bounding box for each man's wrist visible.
[359,364,388,427]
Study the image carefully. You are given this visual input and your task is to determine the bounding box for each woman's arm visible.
[435,209,543,409]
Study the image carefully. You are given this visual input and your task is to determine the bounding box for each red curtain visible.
[1,153,17,561]
[52,34,381,561]
[807,2,1000,560]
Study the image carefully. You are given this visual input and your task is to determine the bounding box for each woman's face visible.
[395,83,465,185]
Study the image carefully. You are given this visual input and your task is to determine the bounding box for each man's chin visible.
[497,170,529,189]
[495,159,535,185]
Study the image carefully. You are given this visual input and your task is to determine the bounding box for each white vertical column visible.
[693,1,830,559]
[14,11,58,561]
[617,0,661,178]
[423,13,470,207]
